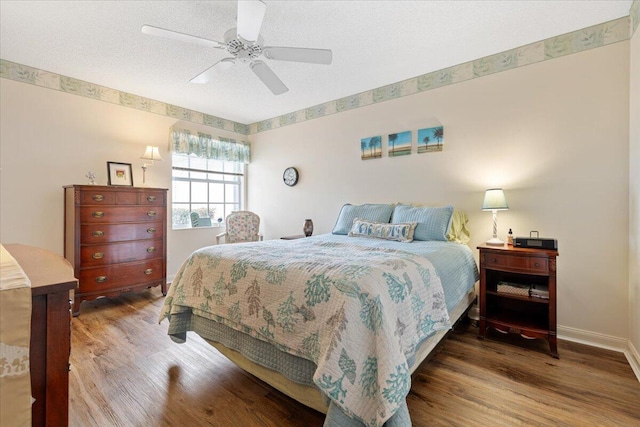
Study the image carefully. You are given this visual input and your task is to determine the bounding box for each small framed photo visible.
[107,161,133,186]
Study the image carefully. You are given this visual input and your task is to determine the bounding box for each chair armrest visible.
[216,232,227,245]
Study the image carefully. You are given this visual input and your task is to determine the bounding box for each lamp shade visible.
[482,188,509,211]
[141,146,163,162]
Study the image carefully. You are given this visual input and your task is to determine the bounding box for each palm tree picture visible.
[418,126,444,153]
[361,135,382,160]
[388,131,411,157]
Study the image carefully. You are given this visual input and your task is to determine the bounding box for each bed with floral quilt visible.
[160,204,478,426]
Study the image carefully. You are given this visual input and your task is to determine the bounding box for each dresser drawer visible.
[78,190,116,205]
[483,253,549,274]
[82,222,163,244]
[138,191,165,206]
[80,206,164,223]
[78,259,164,293]
[80,239,163,267]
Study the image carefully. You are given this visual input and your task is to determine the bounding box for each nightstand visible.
[477,243,559,358]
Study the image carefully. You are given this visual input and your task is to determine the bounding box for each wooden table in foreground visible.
[4,244,78,426]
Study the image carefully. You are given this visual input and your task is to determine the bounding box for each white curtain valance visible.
[169,127,250,164]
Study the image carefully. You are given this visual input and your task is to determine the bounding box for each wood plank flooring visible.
[70,290,640,426]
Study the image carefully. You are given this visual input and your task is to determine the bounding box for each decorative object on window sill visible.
[283,167,299,186]
[107,161,133,186]
[85,171,96,185]
[482,188,509,246]
[217,218,223,225]
[303,219,314,237]
[140,145,163,186]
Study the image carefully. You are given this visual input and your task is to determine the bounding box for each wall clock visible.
[283,167,299,186]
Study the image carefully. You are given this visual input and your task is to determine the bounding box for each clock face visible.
[283,167,299,186]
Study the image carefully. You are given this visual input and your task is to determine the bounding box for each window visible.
[172,152,245,229]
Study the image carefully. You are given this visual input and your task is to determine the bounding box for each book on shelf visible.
[496,281,530,296]
[529,284,549,299]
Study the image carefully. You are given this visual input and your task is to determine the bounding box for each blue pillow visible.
[332,203,394,235]
[391,205,454,241]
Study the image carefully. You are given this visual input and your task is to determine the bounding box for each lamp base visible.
[485,237,505,246]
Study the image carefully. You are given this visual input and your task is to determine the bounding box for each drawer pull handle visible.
[92,230,104,237]
[95,276,107,283]
[147,195,156,202]
[92,252,104,259]
[492,258,498,263]
[92,211,105,218]
[147,211,156,217]
[147,246,156,253]
[147,227,156,234]
[535,263,540,267]
[144,268,153,275]
[92,194,104,202]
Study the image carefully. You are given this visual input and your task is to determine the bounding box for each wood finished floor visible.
[70,290,640,426]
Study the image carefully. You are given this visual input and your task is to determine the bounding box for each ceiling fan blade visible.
[237,0,266,43]
[263,46,333,65]
[190,58,236,84]
[141,25,225,49]
[250,60,288,95]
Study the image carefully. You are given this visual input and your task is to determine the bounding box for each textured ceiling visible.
[0,1,633,124]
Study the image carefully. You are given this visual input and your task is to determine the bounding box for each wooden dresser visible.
[4,243,78,427]
[64,185,168,315]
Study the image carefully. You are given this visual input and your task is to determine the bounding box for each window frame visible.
[171,153,246,230]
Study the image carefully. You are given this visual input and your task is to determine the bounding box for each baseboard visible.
[626,341,640,382]
[557,325,627,352]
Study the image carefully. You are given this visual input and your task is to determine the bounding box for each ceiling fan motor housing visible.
[225,28,262,62]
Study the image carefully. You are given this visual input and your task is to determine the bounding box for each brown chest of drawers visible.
[64,185,168,315]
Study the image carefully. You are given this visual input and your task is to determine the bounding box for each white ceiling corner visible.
[0,1,633,125]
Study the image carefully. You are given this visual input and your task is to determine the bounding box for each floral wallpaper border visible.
[1,8,636,137]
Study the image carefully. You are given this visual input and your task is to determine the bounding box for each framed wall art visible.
[361,135,382,160]
[388,131,411,157]
[418,126,444,153]
[107,161,133,186]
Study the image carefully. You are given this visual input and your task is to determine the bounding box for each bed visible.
[160,204,479,427]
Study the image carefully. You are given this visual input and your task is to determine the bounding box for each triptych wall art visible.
[361,126,444,160]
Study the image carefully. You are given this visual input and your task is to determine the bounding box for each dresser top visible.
[64,185,167,191]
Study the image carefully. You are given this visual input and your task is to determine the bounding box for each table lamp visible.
[482,188,509,246]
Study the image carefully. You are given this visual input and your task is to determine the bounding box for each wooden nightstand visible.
[477,243,559,358]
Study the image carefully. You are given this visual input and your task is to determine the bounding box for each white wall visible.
[0,79,244,276]
[249,42,630,341]
[629,24,640,362]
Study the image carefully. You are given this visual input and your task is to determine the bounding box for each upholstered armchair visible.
[216,211,263,244]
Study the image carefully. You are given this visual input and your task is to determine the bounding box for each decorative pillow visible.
[391,204,454,241]
[348,218,417,242]
[446,209,471,244]
[332,203,394,235]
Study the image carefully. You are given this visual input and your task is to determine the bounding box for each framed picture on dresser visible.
[107,161,133,186]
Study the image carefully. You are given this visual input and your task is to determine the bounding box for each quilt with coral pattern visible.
[160,236,453,427]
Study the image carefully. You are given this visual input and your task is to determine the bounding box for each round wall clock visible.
[283,167,299,186]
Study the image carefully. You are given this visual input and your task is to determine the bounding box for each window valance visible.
[169,127,250,163]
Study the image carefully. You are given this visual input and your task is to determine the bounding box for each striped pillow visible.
[332,203,394,235]
[391,205,454,241]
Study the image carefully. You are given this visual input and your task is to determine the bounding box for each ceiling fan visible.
[141,0,332,95]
